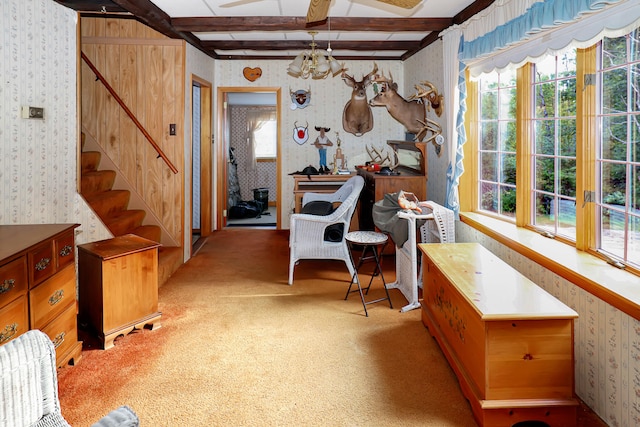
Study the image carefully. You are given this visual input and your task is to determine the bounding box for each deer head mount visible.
[341,63,378,137]
[369,72,444,145]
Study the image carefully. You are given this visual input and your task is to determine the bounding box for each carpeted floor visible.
[57,229,605,427]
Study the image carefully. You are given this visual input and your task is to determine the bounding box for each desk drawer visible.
[0,256,28,308]
[0,295,29,345]
[29,264,76,329]
[41,302,78,366]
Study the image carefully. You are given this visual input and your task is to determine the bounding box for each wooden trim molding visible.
[460,211,640,321]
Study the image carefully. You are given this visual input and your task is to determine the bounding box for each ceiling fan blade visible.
[220,0,264,8]
[306,0,331,24]
[376,0,422,9]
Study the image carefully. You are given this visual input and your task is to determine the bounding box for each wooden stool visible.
[344,231,393,316]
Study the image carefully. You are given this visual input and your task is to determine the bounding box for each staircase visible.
[80,133,182,286]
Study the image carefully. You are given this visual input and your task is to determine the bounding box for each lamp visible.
[287,31,345,80]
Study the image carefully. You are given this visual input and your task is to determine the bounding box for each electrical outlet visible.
[21,106,44,119]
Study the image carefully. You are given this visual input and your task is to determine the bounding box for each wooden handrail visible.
[80,51,178,174]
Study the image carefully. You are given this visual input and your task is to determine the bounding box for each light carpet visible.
[57,229,602,427]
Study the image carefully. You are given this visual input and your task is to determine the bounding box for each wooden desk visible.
[292,173,355,213]
[78,234,161,350]
[419,242,579,427]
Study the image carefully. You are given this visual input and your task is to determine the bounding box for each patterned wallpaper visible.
[0,0,110,245]
[457,221,640,427]
[213,59,405,226]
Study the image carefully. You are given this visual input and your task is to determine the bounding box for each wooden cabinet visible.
[0,224,82,367]
[419,242,579,427]
[78,234,161,350]
[292,173,356,213]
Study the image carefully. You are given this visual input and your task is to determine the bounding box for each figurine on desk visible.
[313,126,333,174]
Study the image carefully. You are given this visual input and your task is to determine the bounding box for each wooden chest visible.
[0,224,82,367]
[419,242,579,427]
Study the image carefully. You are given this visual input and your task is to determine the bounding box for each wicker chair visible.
[0,329,139,427]
[288,175,365,285]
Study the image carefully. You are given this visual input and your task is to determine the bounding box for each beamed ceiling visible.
[53,0,494,60]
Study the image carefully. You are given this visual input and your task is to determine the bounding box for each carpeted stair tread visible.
[81,151,101,173]
[104,209,146,236]
[85,190,131,217]
[132,225,162,243]
[81,170,116,196]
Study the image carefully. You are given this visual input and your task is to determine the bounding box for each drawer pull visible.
[35,257,51,271]
[0,279,15,294]
[0,323,18,344]
[48,289,64,306]
[59,245,73,257]
[52,331,65,349]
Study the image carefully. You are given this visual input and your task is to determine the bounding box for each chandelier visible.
[287,31,344,80]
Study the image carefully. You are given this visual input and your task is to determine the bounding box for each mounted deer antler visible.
[365,145,399,169]
[411,81,444,117]
[341,63,378,137]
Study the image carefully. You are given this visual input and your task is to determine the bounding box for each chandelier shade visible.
[287,31,344,80]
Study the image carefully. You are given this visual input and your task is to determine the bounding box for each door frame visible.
[191,74,213,255]
[216,86,282,230]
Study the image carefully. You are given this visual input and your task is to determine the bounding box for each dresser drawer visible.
[0,256,28,308]
[0,295,29,346]
[28,240,56,287]
[41,302,78,366]
[55,230,75,270]
[29,264,76,329]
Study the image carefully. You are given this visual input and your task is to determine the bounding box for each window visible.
[253,119,277,159]
[597,29,640,267]
[531,51,577,240]
[469,26,640,271]
[477,69,517,218]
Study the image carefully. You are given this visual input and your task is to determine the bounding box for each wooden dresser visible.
[0,224,82,367]
[419,242,579,427]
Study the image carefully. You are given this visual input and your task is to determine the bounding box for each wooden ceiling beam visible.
[202,40,421,51]
[172,17,453,33]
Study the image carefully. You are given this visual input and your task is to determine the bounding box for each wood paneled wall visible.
[80,18,185,245]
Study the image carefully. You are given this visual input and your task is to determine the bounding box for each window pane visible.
[535,82,556,117]
[535,157,555,192]
[501,153,517,185]
[481,90,498,120]
[631,29,640,62]
[601,115,627,161]
[500,122,516,151]
[501,186,516,217]
[601,162,626,206]
[534,193,554,228]
[602,35,628,68]
[602,68,628,114]
[481,182,498,213]
[559,119,576,157]
[558,197,577,240]
[600,206,625,259]
[628,213,640,266]
[535,121,555,155]
[481,152,498,181]
[632,63,640,112]
[535,55,556,81]
[499,87,516,120]
[632,114,640,162]
[254,120,277,158]
[481,122,498,150]
[632,165,640,210]
[558,77,577,116]
[559,158,576,197]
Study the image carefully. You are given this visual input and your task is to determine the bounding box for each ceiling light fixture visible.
[287,30,344,80]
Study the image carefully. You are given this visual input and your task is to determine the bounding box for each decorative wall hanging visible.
[290,87,311,110]
[243,67,262,82]
[292,121,309,145]
[341,63,378,137]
